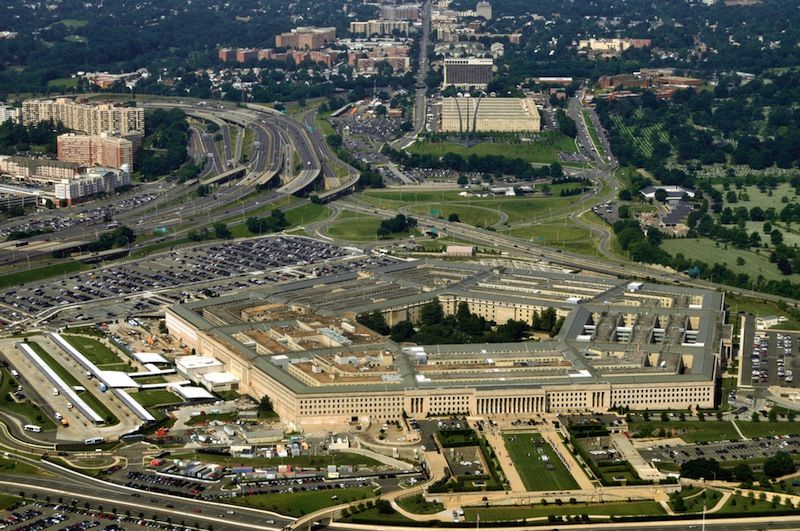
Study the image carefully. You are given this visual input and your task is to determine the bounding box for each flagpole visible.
[702,504,705,531]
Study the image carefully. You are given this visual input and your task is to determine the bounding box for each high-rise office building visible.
[442,58,494,89]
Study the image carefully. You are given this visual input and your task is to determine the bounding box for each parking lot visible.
[0,499,224,531]
[0,192,159,241]
[741,320,799,388]
[0,236,379,326]
[638,434,800,468]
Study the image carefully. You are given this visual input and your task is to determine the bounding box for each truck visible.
[60,419,69,428]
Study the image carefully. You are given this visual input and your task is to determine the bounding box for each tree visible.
[419,299,444,326]
[733,463,754,483]
[390,320,415,342]
[213,222,232,239]
[655,188,668,203]
[258,395,274,416]
[769,408,779,422]
[771,229,784,246]
[448,213,460,222]
[764,452,795,479]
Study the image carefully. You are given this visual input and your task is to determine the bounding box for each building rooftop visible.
[168,260,726,395]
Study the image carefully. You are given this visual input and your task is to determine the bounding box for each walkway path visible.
[485,430,526,491]
[538,423,594,490]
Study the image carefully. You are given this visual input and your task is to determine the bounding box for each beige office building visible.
[437,96,541,133]
[22,98,145,135]
[166,260,728,429]
[275,27,336,50]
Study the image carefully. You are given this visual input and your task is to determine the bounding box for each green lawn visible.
[0,369,55,430]
[47,77,78,89]
[736,421,800,439]
[326,211,413,242]
[0,495,19,510]
[62,335,123,366]
[0,261,87,289]
[228,486,376,516]
[725,292,800,330]
[343,506,414,524]
[170,451,380,468]
[407,133,577,164]
[397,494,444,515]
[133,390,182,408]
[718,493,796,514]
[661,238,800,283]
[26,342,118,425]
[629,420,740,443]
[284,203,330,226]
[0,456,44,477]
[463,501,665,522]
[503,433,579,491]
[500,222,594,254]
[406,204,502,227]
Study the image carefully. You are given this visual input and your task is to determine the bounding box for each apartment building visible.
[57,132,139,170]
[22,98,145,135]
[350,20,411,36]
[0,155,81,185]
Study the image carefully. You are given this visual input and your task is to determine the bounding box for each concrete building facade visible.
[165,260,727,429]
[437,96,541,133]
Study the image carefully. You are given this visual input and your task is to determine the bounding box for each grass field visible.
[62,335,124,366]
[406,204,502,227]
[407,133,577,164]
[503,433,578,491]
[27,342,118,425]
[463,500,665,521]
[228,486,376,516]
[736,421,800,438]
[0,261,87,290]
[661,237,800,283]
[629,420,740,442]
[47,77,78,89]
[0,495,19,510]
[0,456,44,476]
[397,494,444,515]
[360,189,577,226]
[610,112,670,160]
[500,222,594,255]
[0,368,55,429]
[718,493,795,514]
[285,203,330,226]
[170,451,380,468]
[133,389,181,408]
[726,292,800,330]
[326,211,413,242]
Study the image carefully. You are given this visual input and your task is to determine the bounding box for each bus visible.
[23,425,42,433]
[84,437,104,445]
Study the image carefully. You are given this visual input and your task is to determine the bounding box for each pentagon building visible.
[166,260,728,428]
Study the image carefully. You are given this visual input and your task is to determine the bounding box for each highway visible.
[392,0,431,150]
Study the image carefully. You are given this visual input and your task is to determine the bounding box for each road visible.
[392,0,431,150]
